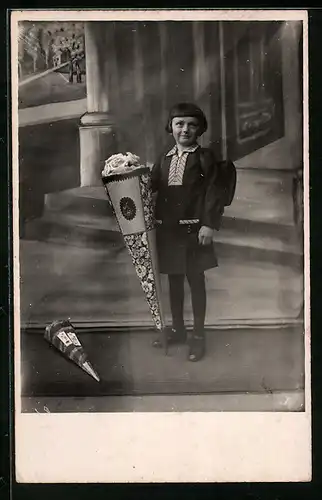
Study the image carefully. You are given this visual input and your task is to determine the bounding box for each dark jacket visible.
[151,146,223,231]
[151,146,222,274]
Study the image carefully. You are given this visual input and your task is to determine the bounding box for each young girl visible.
[151,102,224,362]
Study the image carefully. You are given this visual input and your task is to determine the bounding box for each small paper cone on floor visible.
[102,166,166,339]
[44,319,100,382]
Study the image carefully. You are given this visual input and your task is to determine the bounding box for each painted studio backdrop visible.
[18,20,305,409]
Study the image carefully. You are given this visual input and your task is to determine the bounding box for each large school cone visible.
[102,162,168,353]
[44,319,100,382]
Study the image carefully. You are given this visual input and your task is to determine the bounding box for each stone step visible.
[221,216,295,242]
[41,199,297,238]
[22,210,302,269]
[214,237,302,270]
[217,227,299,254]
[23,213,123,250]
[45,186,112,217]
[44,184,297,241]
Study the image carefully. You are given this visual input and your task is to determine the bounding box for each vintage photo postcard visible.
[11,8,311,483]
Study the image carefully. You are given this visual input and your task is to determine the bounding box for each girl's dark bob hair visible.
[165,102,208,136]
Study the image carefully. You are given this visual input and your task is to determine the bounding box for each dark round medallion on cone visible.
[120,196,137,221]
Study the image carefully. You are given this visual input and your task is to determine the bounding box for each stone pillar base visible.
[79,112,117,186]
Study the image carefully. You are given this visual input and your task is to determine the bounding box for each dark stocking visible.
[168,274,185,331]
[186,271,206,335]
[186,271,206,361]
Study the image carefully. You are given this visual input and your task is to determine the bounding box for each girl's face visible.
[171,116,200,148]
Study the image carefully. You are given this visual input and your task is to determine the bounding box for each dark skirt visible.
[156,224,218,275]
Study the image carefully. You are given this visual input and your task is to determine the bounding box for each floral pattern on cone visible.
[139,173,155,231]
[124,231,162,330]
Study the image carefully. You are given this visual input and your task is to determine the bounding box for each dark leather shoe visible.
[152,326,187,348]
[188,334,205,362]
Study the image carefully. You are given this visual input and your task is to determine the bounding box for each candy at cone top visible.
[45,318,73,335]
[102,152,143,177]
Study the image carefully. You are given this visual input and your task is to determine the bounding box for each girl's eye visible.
[174,121,198,128]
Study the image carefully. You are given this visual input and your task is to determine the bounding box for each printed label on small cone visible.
[67,331,82,346]
[57,331,73,347]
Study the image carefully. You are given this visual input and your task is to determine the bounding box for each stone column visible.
[79,22,117,186]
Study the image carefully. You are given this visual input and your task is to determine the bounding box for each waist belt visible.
[155,219,199,225]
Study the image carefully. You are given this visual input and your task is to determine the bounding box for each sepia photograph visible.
[12,9,311,483]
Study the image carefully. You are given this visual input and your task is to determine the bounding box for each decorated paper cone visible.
[44,320,100,382]
[102,167,167,349]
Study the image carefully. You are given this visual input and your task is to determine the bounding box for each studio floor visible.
[20,325,305,413]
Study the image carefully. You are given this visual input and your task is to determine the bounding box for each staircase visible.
[22,169,303,269]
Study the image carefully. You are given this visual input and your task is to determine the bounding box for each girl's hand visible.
[198,225,214,245]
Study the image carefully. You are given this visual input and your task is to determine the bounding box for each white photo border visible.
[12,9,311,483]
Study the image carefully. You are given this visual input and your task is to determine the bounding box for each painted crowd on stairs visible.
[16,16,306,410]
[18,21,85,81]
